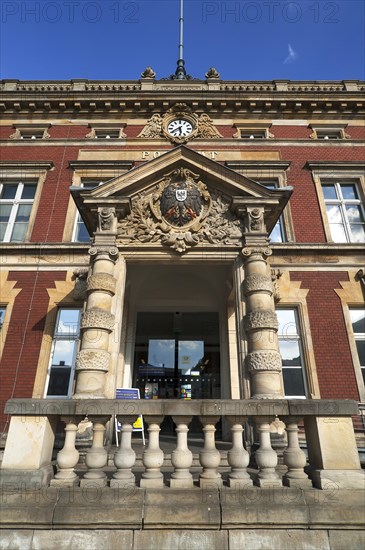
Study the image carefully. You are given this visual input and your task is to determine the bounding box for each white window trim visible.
[310,165,365,243]
[86,123,126,139]
[44,308,82,399]
[277,307,308,399]
[0,162,52,243]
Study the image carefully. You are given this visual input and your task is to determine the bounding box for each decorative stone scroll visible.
[80,308,115,332]
[117,169,243,253]
[87,273,116,295]
[89,246,119,263]
[247,351,282,372]
[244,310,278,331]
[76,349,110,372]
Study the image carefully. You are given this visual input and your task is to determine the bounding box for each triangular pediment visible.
[71,146,291,252]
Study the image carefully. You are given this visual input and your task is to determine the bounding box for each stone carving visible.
[245,310,278,331]
[137,114,163,138]
[158,168,205,227]
[247,351,282,372]
[205,67,220,79]
[89,246,119,262]
[117,174,243,253]
[196,114,223,139]
[73,268,89,301]
[243,274,273,295]
[86,128,96,139]
[87,273,116,295]
[81,308,115,332]
[248,208,264,232]
[76,349,110,372]
[271,269,283,302]
[141,66,156,79]
[98,207,115,231]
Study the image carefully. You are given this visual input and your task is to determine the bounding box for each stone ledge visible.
[0,529,364,550]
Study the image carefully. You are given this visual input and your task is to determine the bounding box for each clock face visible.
[167,119,193,138]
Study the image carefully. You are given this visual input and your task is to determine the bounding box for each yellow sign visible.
[133,416,143,430]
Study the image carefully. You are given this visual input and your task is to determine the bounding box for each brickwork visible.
[0,271,66,432]
[290,271,360,400]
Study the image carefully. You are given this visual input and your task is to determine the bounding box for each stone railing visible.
[1,399,363,492]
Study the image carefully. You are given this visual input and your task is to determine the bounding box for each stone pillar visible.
[80,416,109,488]
[140,415,164,488]
[111,415,138,488]
[199,416,222,488]
[242,240,283,399]
[254,417,282,487]
[74,207,119,398]
[282,417,312,488]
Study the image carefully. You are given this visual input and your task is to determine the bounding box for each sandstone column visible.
[241,207,284,399]
[73,206,119,398]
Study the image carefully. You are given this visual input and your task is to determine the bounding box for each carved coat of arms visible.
[160,179,202,227]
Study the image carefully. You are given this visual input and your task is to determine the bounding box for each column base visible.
[199,476,223,489]
[227,477,253,489]
[253,475,282,488]
[110,479,136,489]
[140,476,164,488]
[309,469,365,490]
[50,475,79,488]
[170,477,194,489]
[80,476,107,488]
[0,464,54,489]
[282,475,312,488]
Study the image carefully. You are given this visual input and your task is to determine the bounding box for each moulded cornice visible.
[0,160,54,170]
[306,161,365,171]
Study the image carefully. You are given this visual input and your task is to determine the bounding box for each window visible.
[349,309,365,386]
[309,126,350,140]
[45,309,81,398]
[233,123,273,139]
[95,129,120,139]
[261,181,286,242]
[322,181,365,243]
[276,309,307,397]
[0,181,37,242]
[240,130,266,139]
[73,180,103,242]
[0,307,6,331]
[10,126,50,140]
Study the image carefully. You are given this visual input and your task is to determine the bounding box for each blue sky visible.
[0,0,364,81]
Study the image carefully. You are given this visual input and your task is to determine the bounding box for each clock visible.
[167,119,193,138]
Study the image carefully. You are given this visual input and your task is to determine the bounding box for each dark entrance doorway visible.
[133,312,221,400]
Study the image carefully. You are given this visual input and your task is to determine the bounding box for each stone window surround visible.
[233,122,274,139]
[86,123,127,139]
[307,162,365,244]
[0,161,53,243]
[308,124,350,140]
[9,124,51,140]
[0,273,22,363]
[224,161,295,243]
[63,161,133,242]
[274,271,321,399]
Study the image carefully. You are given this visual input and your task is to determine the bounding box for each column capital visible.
[242,245,272,258]
[88,245,119,263]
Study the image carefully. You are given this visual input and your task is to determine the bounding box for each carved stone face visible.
[160,181,202,227]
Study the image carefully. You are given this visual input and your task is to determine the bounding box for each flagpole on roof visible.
[175,0,187,79]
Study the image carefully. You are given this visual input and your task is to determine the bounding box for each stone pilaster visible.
[73,206,119,399]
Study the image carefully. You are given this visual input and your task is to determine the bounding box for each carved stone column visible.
[110,415,138,488]
[242,244,283,398]
[227,416,252,488]
[140,415,164,488]
[170,416,193,488]
[80,416,109,488]
[282,417,312,488]
[199,416,222,488]
[254,417,282,487]
[74,207,119,398]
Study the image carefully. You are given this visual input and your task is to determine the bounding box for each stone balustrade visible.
[1,399,364,492]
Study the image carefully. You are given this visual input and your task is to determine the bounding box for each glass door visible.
[133,312,220,400]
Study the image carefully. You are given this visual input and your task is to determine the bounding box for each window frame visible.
[72,179,104,243]
[44,308,82,399]
[0,162,52,243]
[0,180,38,242]
[86,123,126,140]
[309,164,365,244]
[309,124,350,140]
[233,122,274,140]
[10,125,51,140]
[322,180,365,243]
[276,307,308,398]
[347,306,365,398]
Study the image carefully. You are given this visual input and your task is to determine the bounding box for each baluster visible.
[254,417,282,487]
[51,417,80,487]
[199,416,222,488]
[80,416,109,488]
[110,416,137,488]
[140,415,164,488]
[227,416,252,488]
[282,417,312,488]
[170,416,193,488]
